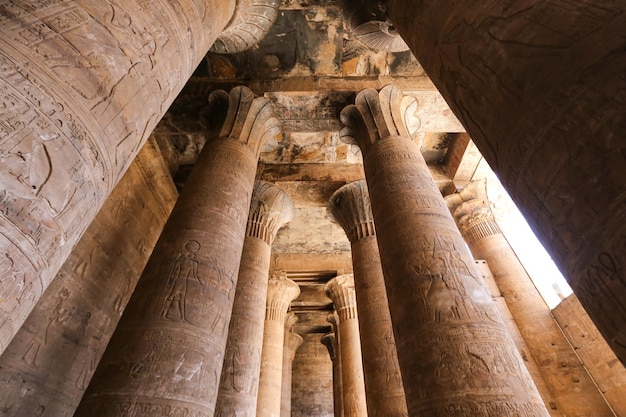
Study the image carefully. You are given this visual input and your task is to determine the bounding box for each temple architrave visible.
[0,1,625,416]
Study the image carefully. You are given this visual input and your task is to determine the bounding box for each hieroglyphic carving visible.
[257,276,300,417]
[162,240,202,323]
[0,0,235,356]
[342,85,548,415]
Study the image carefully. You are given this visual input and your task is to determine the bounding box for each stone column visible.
[340,85,549,417]
[446,179,614,416]
[215,180,294,417]
[0,138,177,417]
[328,180,408,417]
[324,275,367,417]
[321,331,343,417]
[0,0,236,354]
[257,275,301,417]
[75,86,280,417]
[384,0,626,364]
[281,322,304,417]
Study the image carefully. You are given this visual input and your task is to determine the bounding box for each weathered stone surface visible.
[75,86,278,417]
[281,329,304,417]
[0,0,234,355]
[0,138,177,417]
[386,0,626,364]
[447,180,613,417]
[292,333,334,417]
[324,274,367,417]
[320,331,342,417]
[342,85,548,417]
[257,275,301,417]
[215,181,294,417]
[553,295,626,416]
[328,180,408,417]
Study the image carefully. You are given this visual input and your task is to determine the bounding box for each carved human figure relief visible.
[161,240,202,322]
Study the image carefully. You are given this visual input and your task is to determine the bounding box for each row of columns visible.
[2,82,618,417]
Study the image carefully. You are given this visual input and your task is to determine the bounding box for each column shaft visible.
[76,86,278,416]
[0,0,234,354]
[385,0,626,363]
[216,181,294,417]
[281,332,303,417]
[447,180,616,416]
[341,86,549,416]
[325,275,367,417]
[0,138,177,417]
[257,277,300,417]
[328,181,408,416]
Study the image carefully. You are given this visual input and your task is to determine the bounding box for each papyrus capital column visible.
[321,331,343,417]
[384,0,626,364]
[341,85,548,417]
[76,86,279,417]
[215,180,294,417]
[257,275,300,417]
[281,328,304,417]
[447,180,614,416]
[325,275,367,417]
[329,180,408,416]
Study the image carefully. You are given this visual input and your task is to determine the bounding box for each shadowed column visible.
[446,179,615,417]
[385,0,626,364]
[215,180,294,417]
[340,84,549,417]
[257,275,301,417]
[281,315,303,417]
[321,331,343,417]
[75,86,280,417]
[325,274,367,417]
[329,180,408,417]
[0,0,235,354]
[0,138,177,417]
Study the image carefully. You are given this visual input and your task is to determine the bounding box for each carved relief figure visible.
[161,240,202,322]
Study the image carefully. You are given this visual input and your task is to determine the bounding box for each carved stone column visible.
[257,275,301,417]
[340,85,549,417]
[325,274,367,417]
[0,0,235,354]
[384,0,626,364]
[446,180,614,416]
[329,180,408,417]
[0,138,177,417]
[321,331,343,417]
[281,321,303,417]
[75,86,280,417]
[215,181,294,417]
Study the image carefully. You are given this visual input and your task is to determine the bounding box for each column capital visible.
[328,180,375,243]
[445,179,502,245]
[320,332,337,360]
[284,332,304,360]
[325,274,358,321]
[247,181,294,244]
[205,86,281,158]
[326,312,340,333]
[284,311,298,333]
[266,275,300,322]
[340,84,418,156]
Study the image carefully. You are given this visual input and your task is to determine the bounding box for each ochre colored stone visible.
[75,86,279,417]
[215,181,294,417]
[0,0,235,354]
[385,0,626,364]
[328,180,408,417]
[341,85,548,417]
[257,275,300,417]
[0,138,177,417]
[324,274,367,417]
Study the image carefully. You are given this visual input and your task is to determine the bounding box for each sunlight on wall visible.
[488,177,573,309]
